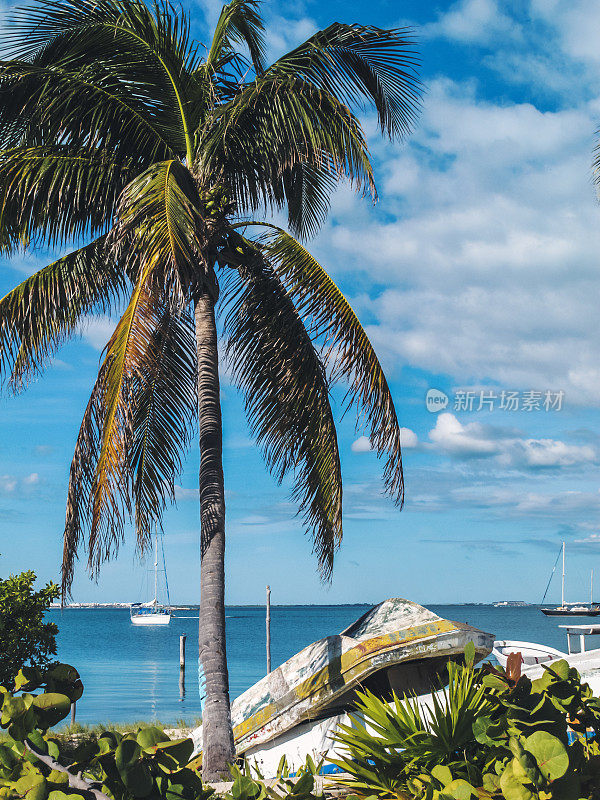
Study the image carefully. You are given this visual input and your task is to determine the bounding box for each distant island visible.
[493,600,531,607]
[49,602,191,609]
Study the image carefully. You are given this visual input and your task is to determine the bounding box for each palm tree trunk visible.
[194,290,235,781]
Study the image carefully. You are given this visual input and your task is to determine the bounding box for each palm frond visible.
[0,236,125,390]
[280,163,338,240]
[129,308,197,539]
[202,76,374,235]
[62,299,197,597]
[112,160,207,302]
[223,238,342,577]
[0,60,175,160]
[207,0,265,76]
[241,223,403,504]
[2,0,203,160]
[62,258,160,592]
[90,263,159,572]
[0,146,134,250]
[265,23,422,138]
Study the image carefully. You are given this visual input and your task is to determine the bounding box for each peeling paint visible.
[191,598,494,758]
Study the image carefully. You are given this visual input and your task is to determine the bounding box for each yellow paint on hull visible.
[233,619,457,744]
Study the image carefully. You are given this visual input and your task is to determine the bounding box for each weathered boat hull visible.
[191,598,493,770]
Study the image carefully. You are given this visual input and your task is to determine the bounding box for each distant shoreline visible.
[49,601,536,609]
[49,602,373,609]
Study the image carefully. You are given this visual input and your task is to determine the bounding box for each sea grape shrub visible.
[0,570,59,687]
[0,662,213,800]
[332,648,600,800]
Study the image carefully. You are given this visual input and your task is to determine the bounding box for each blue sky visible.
[2,0,600,605]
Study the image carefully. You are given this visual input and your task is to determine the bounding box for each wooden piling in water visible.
[179,634,186,699]
[266,585,271,674]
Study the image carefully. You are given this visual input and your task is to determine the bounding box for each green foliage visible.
[0,662,212,800]
[224,755,326,800]
[331,653,600,800]
[0,570,59,688]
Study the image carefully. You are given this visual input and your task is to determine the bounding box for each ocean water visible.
[51,604,581,726]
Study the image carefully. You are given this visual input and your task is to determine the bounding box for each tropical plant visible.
[223,756,326,800]
[0,661,213,800]
[0,0,421,777]
[0,569,59,687]
[331,649,600,799]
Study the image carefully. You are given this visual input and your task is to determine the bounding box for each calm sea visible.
[50,604,577,726]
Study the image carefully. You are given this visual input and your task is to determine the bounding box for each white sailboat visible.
[541,542,600,617]
[130,531,171,626]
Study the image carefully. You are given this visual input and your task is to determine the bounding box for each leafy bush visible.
[0,662,212,800]
[223,756,326,800]
[331,644,600,799]
[0,570,59,687]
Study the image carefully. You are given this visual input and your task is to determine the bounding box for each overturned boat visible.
[191,598,494,775]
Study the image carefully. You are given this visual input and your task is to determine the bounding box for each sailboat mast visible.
[592,569,594,607]
[154,531,158,606]
[561,541,565,607]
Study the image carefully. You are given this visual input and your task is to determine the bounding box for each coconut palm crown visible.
[0,0,420,777]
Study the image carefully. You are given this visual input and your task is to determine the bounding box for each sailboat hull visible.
[131,612,171,625]
[541,608,600,617]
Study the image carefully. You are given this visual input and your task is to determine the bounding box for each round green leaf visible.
[14,772,48,800]
[431,765,453,787]
[154,739,193,768]
[32,694,71,728]
[137,727,169,751]
[499,762,535,800]
[115,738,142,773]
[444,779,475,800]
[524,731,569,781]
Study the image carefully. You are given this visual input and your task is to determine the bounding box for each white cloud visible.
[427,413,597,468]
[0,475,17,494]
[351,436,372,453]
[517,439,596,467]
[174,484,197,501]
[352,430,417,453]
[322,75,600,405]
[80,316,116,351]
[0,472,42,495]
[422,0,520,45]
[429,413,499,456]
[401,427,419,448]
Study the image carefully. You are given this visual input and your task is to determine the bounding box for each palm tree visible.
[0,0,420,778]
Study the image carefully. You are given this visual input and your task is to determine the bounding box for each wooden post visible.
[70,702,76,726]
[179,634,186,700]
[266,585,271,674]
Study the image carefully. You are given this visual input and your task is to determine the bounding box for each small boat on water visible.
[493,625,600,695]
[492,640,566,668]
[130,532,171,626]
[541,542,600,617]
[191,598,494,775]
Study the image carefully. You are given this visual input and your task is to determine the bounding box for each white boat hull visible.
[131,613,171,626]
[492,640,565,668]
[523,648,600,695]
[243,691,440,777]
[493,639,600,697]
